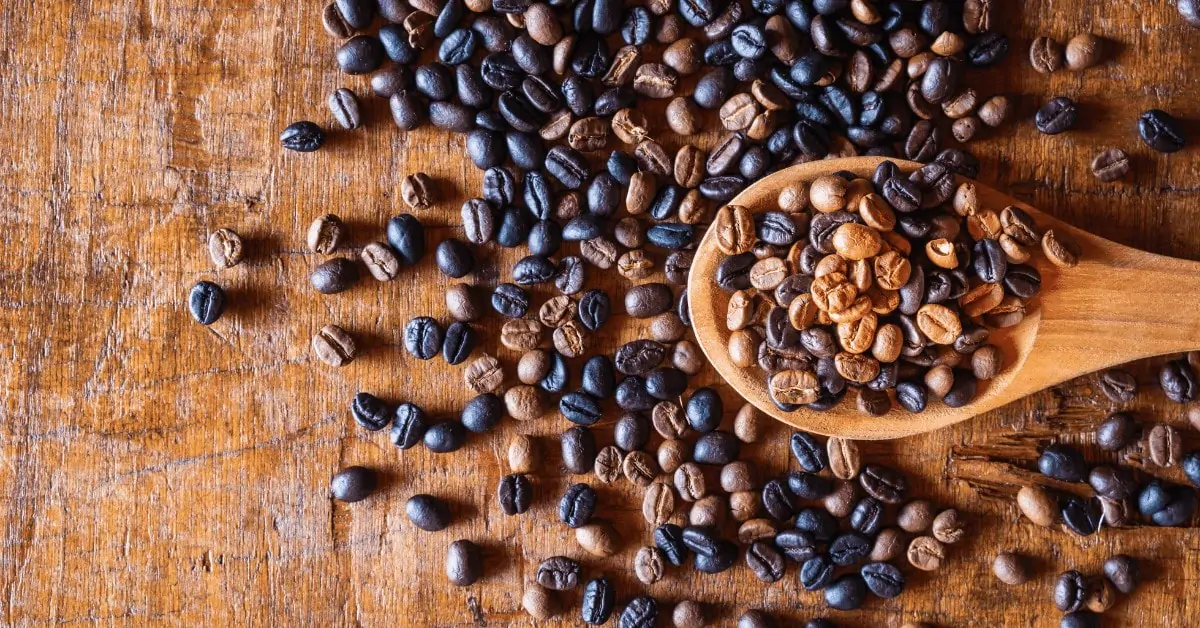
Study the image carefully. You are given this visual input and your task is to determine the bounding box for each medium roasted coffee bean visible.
[634,546,667,585]
[1029,36,1063,73]
[1161,358,1198,402]
[931,509,966,544]
[907,536,945,571]
[1016,485,1059,526]
[313,325,357,367]
[1139,109,1187,153]
[1035,96,1078,135]
[1148,423,1183,467]
[992,551,1030,586]
[330,466,377,502]
[536,556,581,591]
[392,403,428,448]
[406,494,451,531]
[560,483,597,528]
[562,426,598,474]
[595,445,624,484]
[1091,148,1131,182]
[188,281,226,325]
[360,242,400,281]
[464,355,504,394]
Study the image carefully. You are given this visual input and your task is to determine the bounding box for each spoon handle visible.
[1014,217,1200,395]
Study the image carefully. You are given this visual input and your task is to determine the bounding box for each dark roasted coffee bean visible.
[538,351,570,394]
[310,258,360,295]
[392,403,428,448]
[555,256,586,295]
[546,145,590,189]
[336,35,385,75]
[694,431,740,465]
[1097,369,1137,403]
[625,283,674,318]
[560,483,598,528]
[537,556,581,591]
[1089,465,1138,501]
[761,478,798,520]
[859,465,906,503]
[655,523,688,566]
[442,321,476,365]
[896,381,928,413]
[492,283,530,318]
[1054,570,1088,612]
[1161,358,1198,402]
[708,132,748,175]
[647,224,694,250]
[1185,451,1200,487]
[498,473,533,515]
[694,67,735,109]
[790,432,827,472]
[1139,109,1187,153]
[562,426,598,474]
[460,392,503,433]
[774,528,817,562]
[572,34,613,77]
[561,391,603,425]
[404,316,444,360]
[967,32,1009,66]
[1104,554,1140,594]
[415,63,455,100]
[188,281,227,325]
[351,393,392,432]
[388,91,424,131]
[510,255,555,286]
[445,539,482,586]
[693,540,738,574]
[496,206,532,247]
[508,132,546,171]
[796,506,838,542]
[335,0,375,29]
[405,493,450,531]
[424,421,466,453]
[800,554,835,591]
[579,355,616,399]
[646,368,688,400]
[850,497,885,535]
[582,577,616,625]
[385,214,425,266]
[746,540,786,582]
[829,532,872,567]
[686,388,723,433]
[280,120,326,152]
[1096,412,1138,451]
[500,90,547,132]
[466,129,505,168]
[824,574,867,611]
[616,376,657,411]
[527,221,562,257]
[861,562,905,599]
[1060,494,1102,535]
[330,466,377,503]
[619,596,659,628]
[716,252,756,291]
[1035,96,1078,135]
[1038,443,1088,482]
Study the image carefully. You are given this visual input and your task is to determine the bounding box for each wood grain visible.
[1,1,1198,627]
[689,157,1200,440]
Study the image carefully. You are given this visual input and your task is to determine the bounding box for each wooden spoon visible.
[688,157,1200,440]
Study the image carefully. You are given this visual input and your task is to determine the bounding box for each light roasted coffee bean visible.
[313,324,357,367]
[907,536,945,571]
[827,437,861,480]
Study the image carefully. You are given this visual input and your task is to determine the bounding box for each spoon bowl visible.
[688,157,1200,440]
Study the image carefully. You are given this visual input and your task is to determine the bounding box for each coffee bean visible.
[860,464,907,503]
[654,523,688,566]
[350,392,392,432]
[492,283,530,318]
[1017,485,1059,527]
[906,536,945,571]
[424,421,467,453]
[1029,36,1063,73]
[693,539,738,574]
[1061,494,1102,535]
[870,528,903,562]
[581,577,616,625]
[1064,33,1103,70]
[1148,423,1183,467]
[1035,96,1078,135]
[1094,411,1137,451]
[310,258,360,295]
[562,426,597,474]
[1088,465,1137,501]
[280,120,326,152]
[993,551,1029,585]
[312,324,357,367]
[658,439,688,474]
[463,354,504,394]
[535,556,580,591]
[445,539,483,586]
[800,554,835,591]
[692,431,739,465]
[386,214,426,266]
[633,546,667,585]
[1161,358,1198,402]
[323,2,356,37]
[336,35,385,75]
[406,494,451,531]
[1038,443,1088,482]
[559,483,597,528]
[403,316,443,360]
[849,497,884,535]
[330,466,377,502]
[506,384,546,421]
[746,540,786,583]
[1181,0,1200,25]
[619,596,659,628]
[829,532,872,567]
[1091,148,1131,182]
[522,586,557,621]
[1054,570,1088,612]
[188,281,227,325]
[861,561,906,599]
[738,610,776,628]
[392,403,428,448]
[790,431,828,472]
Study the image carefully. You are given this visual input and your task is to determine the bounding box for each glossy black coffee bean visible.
[562,75,595,116]
[809,211,861,254]
[787,471,832,500]
[849,497,884,535]
[336,35,385,75]
[705,39,740,66]
[1005,264,1042,298]
[739,146,771,180]
[1060,494,1102,535]
[694,431,740,465]
[556,256,586,294]
[716,252,756,291]
[188,281,226,324]
[578,288,612,331]
[645,368,687,400]
[562,425,598,474]
[572,34,612,77]
[608,151,638,184]
[621,6,652,44]
[442,321,476,365]
[456,65,493,109]
[1035,96,1078,135]
[829,532,872,567]
[774,529,817,562]
[351,392,392,431]
[391,403,428,449]
[513,34,553,75]
[615,340,667,375]
[540,351,570,394]
[1088,465,1138,501]
[795,506,838,542]
[614,412,651,451]
[386,214,425,266]
[1038,444,1088,482]
[770,65,815,102]
[616,376,657,411]
[761,478,799,520]
[497,206,533,247]
[405,493,451,531]
[561,391,604,425]
[507,132,546,171]
[1152,485,1198,526]
[498,473,533,515]
[512,255,556,286]
[436,238,475,278]
[582,577,616,625]
[559,483,598,527]
[415,63,455,101]
[686,388,723,433]
[433,0,464,36]
[694,540,738,574]
[578,356,616,399]
[681,525,721,556]
[460,392,504,433]
[896,381,928,413]
[800,554,835,591]
[379,25,419,64]
[859,465,907,503]
[1139,109,1187,153]
[967,32,1009,66]
[404,317,444,360]
[480,52,523,90]
[1160,359,1198,402]
[492,283,530,318]
[546,145,590,189]
[588,173,621,217]
[654,524,689,565]
[679,0,719,26]
[647,223,695,249]
[792,119,832,158]
[467,129,506,169]
[650,184,685,221]
[424,421,466,453]
[563,216,603,242]
[522,76,562,113]
[594,87,635,116]
[825,574,867,610]
[528,221,562,257]
[499,90,547,132]
[698,176,746,202]
[790,431,827,472]
[861,562,905,599]
[694,67,735,109]
[280,121,326,152]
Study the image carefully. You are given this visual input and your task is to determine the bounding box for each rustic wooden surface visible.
[2,1,1198,627]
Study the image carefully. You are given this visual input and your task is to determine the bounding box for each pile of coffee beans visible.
[714,159,1071,416]
[1045,554,1140,628]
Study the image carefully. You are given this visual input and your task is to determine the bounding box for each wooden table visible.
[3,1,1197,626]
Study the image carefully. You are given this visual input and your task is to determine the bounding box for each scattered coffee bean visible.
[1091,148,1131,182]
[330,466,377,502]
[406,494,452,531]
[281,121,326,152]
[445,539,483,586]
[188,281,227,325]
